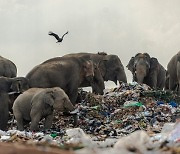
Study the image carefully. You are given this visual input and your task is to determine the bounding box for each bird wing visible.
[61,31,68,39]
[48,31,60,41]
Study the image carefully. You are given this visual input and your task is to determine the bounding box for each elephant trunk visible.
[91,75,105,95]
[117,71,127,84]
[65,99,75,112]
[135,65,147,84]
[92,81,105,95]
[136,73,145,84]
[86,75,94,83]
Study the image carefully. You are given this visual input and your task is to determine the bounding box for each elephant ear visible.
[98,60,106,78]
[126,57,135,72]
[83,60,94,77]
[96,55,111,78]
[134,53,142,58]
[150,57,159,70]
[143,53,151,59]
[43,91,55,106]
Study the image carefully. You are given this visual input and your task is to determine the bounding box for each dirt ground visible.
[0,142,74,154]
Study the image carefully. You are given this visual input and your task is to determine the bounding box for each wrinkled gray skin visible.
[167,51,180,93]
[127,53,166,89]
[13,87,74,131]
[63,52,127,89]
[0,56,17,77]
[0,76,29,130]
[0,77,29,93]
[44,53,106,95]
[26,56,95,104]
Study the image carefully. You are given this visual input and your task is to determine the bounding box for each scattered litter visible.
[1,82,180,153]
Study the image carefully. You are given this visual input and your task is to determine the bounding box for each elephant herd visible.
[0,51,179,131]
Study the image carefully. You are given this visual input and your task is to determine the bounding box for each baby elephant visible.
[13,87,75,131]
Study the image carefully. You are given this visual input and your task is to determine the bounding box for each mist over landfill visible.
[1,0,180,88]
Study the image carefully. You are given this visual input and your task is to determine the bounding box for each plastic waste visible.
[168,101,178,108]
[123,101,143,107]
[0,130,6,136]
[0,135,10,141]
[41,135,54,143]
[168,120,180,142]
[157,101,164,106]
[50,133,57,138]
[90,105,100,110]
[114,130,152,153]
[0,82,180,153]
[70,108,79,114]
[66,128,94,147]
[34,132,44,138]
[161,123,175,134]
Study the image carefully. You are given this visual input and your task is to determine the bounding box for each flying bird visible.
[48,31,68,43]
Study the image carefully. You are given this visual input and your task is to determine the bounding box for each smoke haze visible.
[0,0,180,88]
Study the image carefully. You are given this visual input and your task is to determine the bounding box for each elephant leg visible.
[177,62,180,94]
[151,78,157,89]
[0,94,9,130]
[67,85,78,104]
[0,110,8,131]
[169,76,177,91]
[44,114,53,130]
[15,113,24,131]
[148,72,158,89]
[69,92,78,104]
[158,77,166,90]
[30,113,41,131]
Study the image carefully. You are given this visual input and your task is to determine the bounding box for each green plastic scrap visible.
[114,120,123,124]
[90,105,100,110]
[124,101,143,108]
[50,133,57,138]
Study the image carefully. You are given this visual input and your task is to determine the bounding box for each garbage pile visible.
[0,82,180,153]
[70,82,180,139]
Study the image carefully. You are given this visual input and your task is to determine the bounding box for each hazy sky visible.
[0,0,180,88]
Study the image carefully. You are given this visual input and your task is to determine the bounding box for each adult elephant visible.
[63,52,127,86]
[0,76,29,130]
[127,53,166,89]
[43,53,107,94]
[167,51,180,93]
[13,87,74,131]
[26,56,97,104]
[0,56,17,77]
